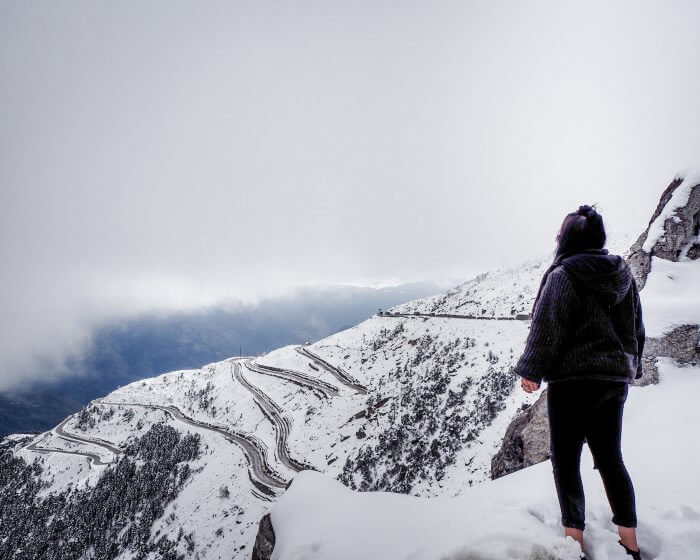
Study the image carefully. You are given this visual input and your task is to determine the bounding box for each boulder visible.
[491,390,550,479]
[252,513,275,560]
[635,325,700,386]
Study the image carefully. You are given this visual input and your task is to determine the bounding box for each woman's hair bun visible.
[557,203,606,256]
[577,204,597,218]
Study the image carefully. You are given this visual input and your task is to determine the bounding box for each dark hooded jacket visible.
[513,248,645,384]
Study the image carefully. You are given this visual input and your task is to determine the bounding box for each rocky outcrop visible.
[645,324,700,364]
[627,172,700,289]
[626,168,700,383]
[252,513,275,560]
[636,325,700,385]
[491,390,550,479]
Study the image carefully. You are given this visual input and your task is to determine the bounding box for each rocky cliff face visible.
[492,169,700,479]
[629,168,700,384]
[627,170,700,289]
[491,390,549,479]
[252,514,275,560]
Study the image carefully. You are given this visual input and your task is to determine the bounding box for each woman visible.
[513,205,645,560]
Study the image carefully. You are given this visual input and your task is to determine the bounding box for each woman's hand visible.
[520,378,541,393]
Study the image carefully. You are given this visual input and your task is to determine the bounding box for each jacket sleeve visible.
[513,268,578,384]
[633,279,645,379]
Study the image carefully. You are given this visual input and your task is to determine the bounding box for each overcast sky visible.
[1,0,699,390]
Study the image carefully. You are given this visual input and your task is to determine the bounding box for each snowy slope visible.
[640,257,700,337]
[389,253,552,317]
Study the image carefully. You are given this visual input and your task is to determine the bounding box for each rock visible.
[491,390,550,479]
[634,324,700,386]
[626,169,700,383]
[252,513,275,560]
[627,174,700,289]
[634,353,660,386]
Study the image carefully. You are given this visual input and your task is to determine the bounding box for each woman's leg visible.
[564,527,584,549]
[547,384,588,533]
[585,383,639,551]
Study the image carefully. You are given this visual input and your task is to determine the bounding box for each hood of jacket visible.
[557,248,633,307]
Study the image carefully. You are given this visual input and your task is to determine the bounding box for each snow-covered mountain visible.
[1,169,698,560]
[2,312,540,557]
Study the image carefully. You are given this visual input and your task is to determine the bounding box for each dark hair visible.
[555,204,606,257]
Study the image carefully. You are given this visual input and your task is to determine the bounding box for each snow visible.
[640,257,700,337]
[271,359,700,560]
[105,360,287,473]
[388,253,552,317]
[304,315,537,493]
[642,166,700,253]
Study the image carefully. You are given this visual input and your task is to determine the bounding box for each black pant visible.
[547,379,637,530]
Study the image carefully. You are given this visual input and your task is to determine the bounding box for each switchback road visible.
[232,360,314,472]
[295,346,368,394]
[98,400,288,499]
[245,360,339,398]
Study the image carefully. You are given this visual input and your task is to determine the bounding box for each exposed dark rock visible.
[634,352,660,386]
[627,175,700,289]
[252,513,275,560]
[645,324,700,364]
[634,325,700,386]
[687,243,700,260]
[491,390,550,479]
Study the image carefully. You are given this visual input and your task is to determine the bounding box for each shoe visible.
[618,539,642,560]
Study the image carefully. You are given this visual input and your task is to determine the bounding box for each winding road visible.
[25,412,123,467]
[233,360,314,472]
[26,439,113,466]
[244,359,339,398]
[97,400,289,499]
[24,347,365,500]
[295,345,368,394]
[55,415,123,457]
[378,311,530,321]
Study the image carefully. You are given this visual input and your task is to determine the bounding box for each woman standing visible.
[513,205,645,560]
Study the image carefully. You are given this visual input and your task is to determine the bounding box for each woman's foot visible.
[618,539,642,559]
[618,525,640,554]
[564,527,585,557]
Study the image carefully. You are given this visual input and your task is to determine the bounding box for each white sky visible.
[1,0,699,389]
